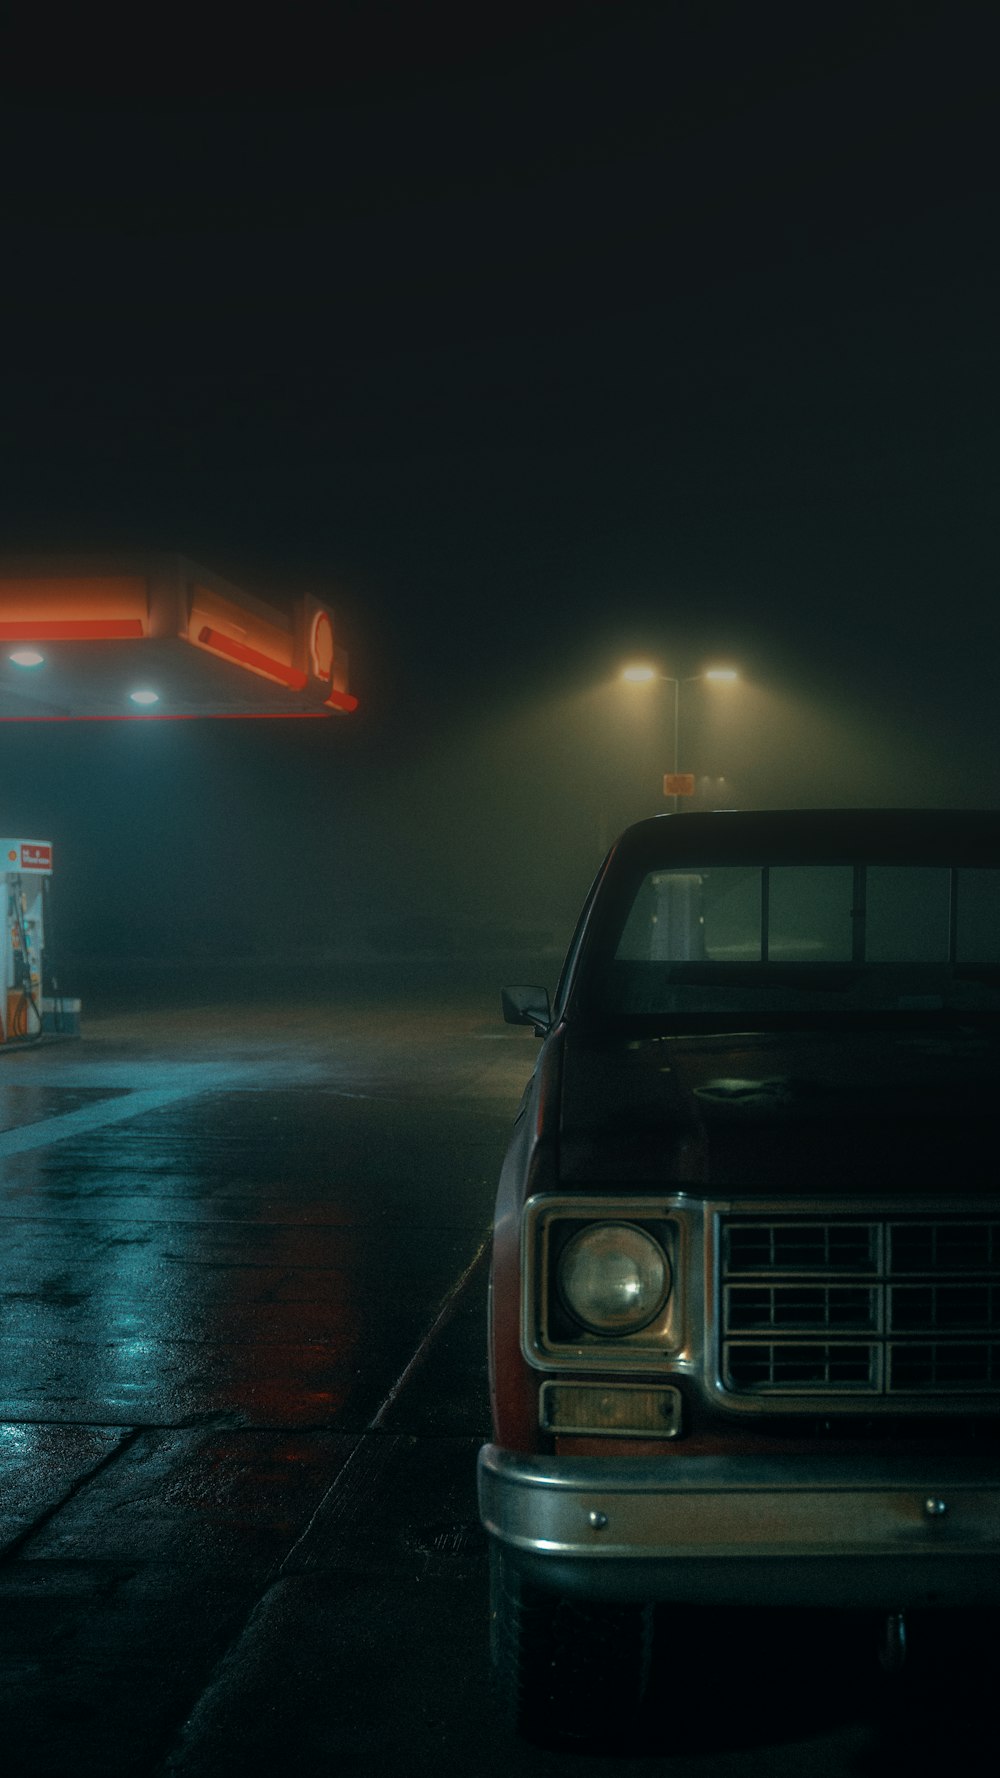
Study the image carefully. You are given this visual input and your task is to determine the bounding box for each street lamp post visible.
[621,663,738,810]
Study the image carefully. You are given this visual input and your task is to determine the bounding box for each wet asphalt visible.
[0,964,990,1776]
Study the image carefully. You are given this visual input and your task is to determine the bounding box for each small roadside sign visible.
[663,773,695,797]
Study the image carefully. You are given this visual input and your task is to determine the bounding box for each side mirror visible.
[501,984,552,1035]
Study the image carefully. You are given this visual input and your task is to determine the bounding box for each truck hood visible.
[557,1026,1000,1192]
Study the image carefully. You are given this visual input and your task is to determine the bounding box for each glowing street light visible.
[620,662,739,809]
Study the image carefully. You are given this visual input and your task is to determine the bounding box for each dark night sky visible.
[1,5,998,964]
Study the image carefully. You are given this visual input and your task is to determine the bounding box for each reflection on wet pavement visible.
[0,992,532,1432]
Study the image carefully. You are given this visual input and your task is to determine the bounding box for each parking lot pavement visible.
[0,977,533,1775]
[0,974,982,1775]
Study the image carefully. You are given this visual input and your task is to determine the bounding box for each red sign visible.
[663,773,696,797]
[20,842,53,870]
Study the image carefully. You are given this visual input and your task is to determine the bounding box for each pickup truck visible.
[478,808,1000,1744]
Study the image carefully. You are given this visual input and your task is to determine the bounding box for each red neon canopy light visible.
[0,557,357,717]
[196,626,309,691]
[324,687,359,713]
[0,618,146,640]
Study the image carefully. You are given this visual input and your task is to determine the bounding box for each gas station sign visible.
[2,840,53,873]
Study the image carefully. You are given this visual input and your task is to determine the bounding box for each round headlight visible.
[557,1222,670,1335]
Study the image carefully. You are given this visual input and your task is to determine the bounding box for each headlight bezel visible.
[521,1194,689,1371]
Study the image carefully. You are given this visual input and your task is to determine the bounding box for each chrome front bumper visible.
[478,1444,1000,1607]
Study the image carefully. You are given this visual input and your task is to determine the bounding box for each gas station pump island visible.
[0,556,359,1041]
[0,838,57,1044]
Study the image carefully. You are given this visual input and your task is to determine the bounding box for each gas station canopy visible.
[0,556,358,720]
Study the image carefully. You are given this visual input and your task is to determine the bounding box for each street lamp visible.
[620,662,739,810]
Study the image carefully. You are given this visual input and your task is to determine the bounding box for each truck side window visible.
[956,869,1000,962]
[768,866,854,962]
[866,867,951,962]
[701,868,762,961]
[616,872,708,962]
[615,869,763,963]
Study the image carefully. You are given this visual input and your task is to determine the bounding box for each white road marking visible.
[0,1066,250,1158]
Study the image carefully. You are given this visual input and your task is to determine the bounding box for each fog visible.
[5,634,997,1001]
[2,16,996,998]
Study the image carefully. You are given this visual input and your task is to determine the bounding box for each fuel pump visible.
[0,840,52,1043]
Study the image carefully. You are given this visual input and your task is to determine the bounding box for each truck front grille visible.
[721,1215,1000,1399]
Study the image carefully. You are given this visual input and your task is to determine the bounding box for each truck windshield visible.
[598,863,1000,1021]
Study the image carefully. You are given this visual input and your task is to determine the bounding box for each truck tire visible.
[489,1542,653,1747]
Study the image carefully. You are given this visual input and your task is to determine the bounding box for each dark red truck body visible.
[479,810,1000,1739]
